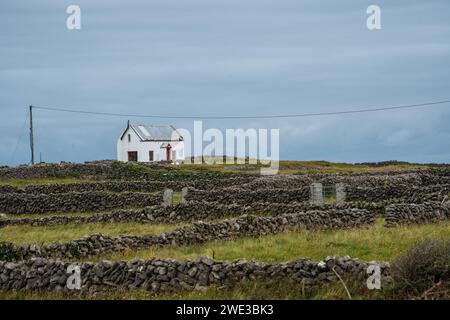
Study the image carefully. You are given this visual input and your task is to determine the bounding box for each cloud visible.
[0,0,449,165]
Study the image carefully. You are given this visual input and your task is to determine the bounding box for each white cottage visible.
[117,121,185,163]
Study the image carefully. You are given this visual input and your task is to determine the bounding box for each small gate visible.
[310,183,346,205]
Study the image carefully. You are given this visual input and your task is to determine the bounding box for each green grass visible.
[0,219,448,300]
[92,219,450,263]
[0,177,94,189]
[278,160,425,174]
[0,222,182,245]
[173,191,183,204]
[0,161,430,186]
[5,211,98,220]
[0,278,394,300]
[178,160,426,174]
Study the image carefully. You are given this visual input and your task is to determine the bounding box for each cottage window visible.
[128,134,131,142]
[149,151,154,161]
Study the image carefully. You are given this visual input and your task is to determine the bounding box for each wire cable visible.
[9,108,29,163]
[31,99,450,120]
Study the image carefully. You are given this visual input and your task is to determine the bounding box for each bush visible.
[391,239,450,296]
[0,242,23,261]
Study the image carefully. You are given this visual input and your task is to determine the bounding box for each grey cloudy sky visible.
[1,0,449,165]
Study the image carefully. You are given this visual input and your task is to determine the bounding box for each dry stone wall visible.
[0,192,162,214]
[0,177,254,194]
[0,256,390,295]
[0,201,385,228]
[345,184,449,202]
[0,161,244,181]
[0,209,373,261]
[295,170,450,188]
[185,184,447,206]
[0,162,115,180]
[0,185,21,194]
[185,187,311,204]
[385,202,450,227]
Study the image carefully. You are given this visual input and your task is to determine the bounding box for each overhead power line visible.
[32,99,450,120]
[9,108,29,163]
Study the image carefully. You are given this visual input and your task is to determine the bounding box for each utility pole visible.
[29,105,35,165]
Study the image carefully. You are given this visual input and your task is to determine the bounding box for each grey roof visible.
[130,123,183,141]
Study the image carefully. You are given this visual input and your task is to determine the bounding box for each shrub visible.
[391,239,450,296]
[0,242,23,261]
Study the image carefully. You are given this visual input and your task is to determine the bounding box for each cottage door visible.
[166,144,172,161]
[128,151,138,162]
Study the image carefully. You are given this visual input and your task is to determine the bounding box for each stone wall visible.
[0,185,20,194]
[185,184,447,206]
[185,187,311,204]
[345,184,449,202]
[0,161,242,181]
[0,192,162,214]
[0,201,385,228]
[0,162,115,180]
[0,209,373,261]
[0,256,390,295]
[385,201,450,227]
[0,177,254,195]
[296,170,450,188]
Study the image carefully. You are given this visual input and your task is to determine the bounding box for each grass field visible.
[0,161,448,300]
[82,219,450,263]
[1,217,448,262]
[0,278,391,300]
[0,177,94,188]
[177,160,427,174]
[0,218,446,300]
[0,222,182,245]
[5,211,98,219]
[0,160,432,189]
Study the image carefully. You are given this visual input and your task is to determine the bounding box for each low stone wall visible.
[385,202,450,227]
[0,201,385,228]
[0,185,21,194]
[0,162,115,180]
[185,187,311,204]
[0,209,373,261]
[0,161,242,181]
[346,184,449,202]
[295,170,450,188]
[0,192,162,214]
[19,178,252,194]
[186,184,447,206]
[0,256,390,295]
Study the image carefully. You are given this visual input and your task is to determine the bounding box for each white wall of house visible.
[117,127,185,162]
